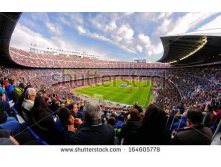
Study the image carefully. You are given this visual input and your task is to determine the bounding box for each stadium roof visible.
[159,32,221,66]
[0,12,22,67]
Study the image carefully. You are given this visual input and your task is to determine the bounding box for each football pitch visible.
[72,80,152,107]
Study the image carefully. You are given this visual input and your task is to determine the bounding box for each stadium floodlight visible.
[168,60,177,64]
[179,36,207,61]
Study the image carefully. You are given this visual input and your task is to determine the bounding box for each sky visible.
[10,12,221,62]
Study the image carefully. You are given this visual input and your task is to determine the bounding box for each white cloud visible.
[19,13,219,62]
[87,32,112,43]
[46,22,62,35]
[197,15,221,32]
[116,24,134,40]
[136,45,143,53]
[166,13,217,35]
[138,34,151,47]
[77,26,86,34]
[156,18,172,34]
[10,24,115,61]
[104,21,117,32]
[158,12,173,20]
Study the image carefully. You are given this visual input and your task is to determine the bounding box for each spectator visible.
[68,102,83,126]
[21,88,37,112]
[139,104,171,145]
[65,103,114,145]
[0,128,19,145]
[6,79,16,100]
[133,101,143,113]
[57,107,76,132]
[68,102,82,119]
[12,82,25,104]
[119,109,142,145]
[172,109,213,145]
[30,95,64,144]
[0,87,12,116]
[0,105,20,135]
[107,117,116,127]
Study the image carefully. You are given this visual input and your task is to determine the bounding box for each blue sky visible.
[10,12,221,62]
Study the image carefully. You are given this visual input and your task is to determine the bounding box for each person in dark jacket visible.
[139,103,171,145]
[172,110,212,145]
[133,102,143,113]
[65,103,114,145]
[30,95,64,144]
[119,108,142,145]
[57,107,77,132]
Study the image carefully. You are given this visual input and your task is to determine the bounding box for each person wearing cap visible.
[65,103,114,145]
[0,88,21,135]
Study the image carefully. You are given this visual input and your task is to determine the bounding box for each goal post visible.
[93,94,103,101]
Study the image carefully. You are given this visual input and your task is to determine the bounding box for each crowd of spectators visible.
[10,47,170,68]
[0,62,221,145]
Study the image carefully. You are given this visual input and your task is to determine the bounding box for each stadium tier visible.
[0,13,221,145]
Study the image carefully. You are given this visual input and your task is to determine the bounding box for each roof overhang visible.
[158,33,221,66]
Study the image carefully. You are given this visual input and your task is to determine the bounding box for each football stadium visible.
[0,12,221,145]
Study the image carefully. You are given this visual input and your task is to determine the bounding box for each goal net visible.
[93,94,103,101]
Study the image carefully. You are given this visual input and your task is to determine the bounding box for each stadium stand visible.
[0,12,221,145]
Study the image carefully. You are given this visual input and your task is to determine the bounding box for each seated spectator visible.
[12,83,25,104]
[0,87,13,116]
[139,104,171,145]
[68,102,83,127]
[30,95,54,130]
[65,103,114,145]
[57,107,77,132]
[119,109,142,145]
[0,90,20,135]
[21,88,37,112]
[0,115,20,135]
[68,102,82,119]
[30,95,64,144]
[172,109,213,145]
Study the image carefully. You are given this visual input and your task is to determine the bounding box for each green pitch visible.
[72,80,152,107]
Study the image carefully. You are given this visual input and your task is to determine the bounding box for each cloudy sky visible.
[10,12,221,62]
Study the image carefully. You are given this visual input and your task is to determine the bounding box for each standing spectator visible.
[119,109,142,145]
[139,104,171,145]
[6,79,16,100]
[133,101,143,113]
